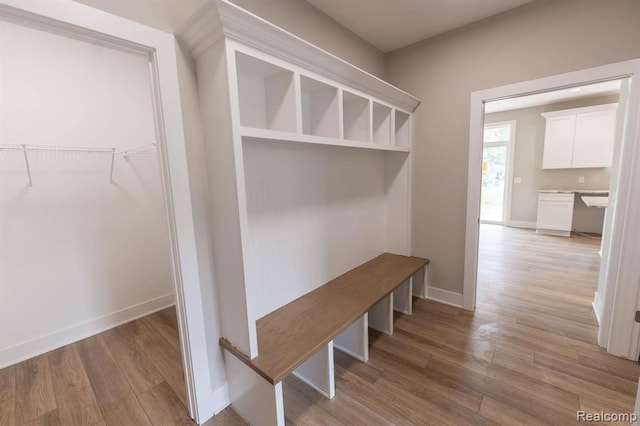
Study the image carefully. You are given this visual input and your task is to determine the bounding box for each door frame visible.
[480,120,516,225]
[463,59,640,360]
[0,0,213,422]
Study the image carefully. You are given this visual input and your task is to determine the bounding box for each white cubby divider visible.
[300,76,340,138]
[343,91,371,142]
[395,110,411,148]
[236,52,297,132]
[373,102,392,145]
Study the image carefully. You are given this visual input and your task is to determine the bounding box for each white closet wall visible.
[243,140,388,319]
[0,21,173,367]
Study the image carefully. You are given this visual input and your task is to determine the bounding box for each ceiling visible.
[305,0,536,52]
[71,0,536,53]
[485,80,622,114]
[71,0,206,33]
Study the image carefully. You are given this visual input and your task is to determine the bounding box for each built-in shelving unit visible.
[180,1,421,424]
[236,52,296,132]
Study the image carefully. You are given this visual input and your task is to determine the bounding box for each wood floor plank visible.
[136,318,188,407]
[479,396,546,426]
[0,366,16,426]
[332,350,382,384]
[202,407,247,426]
[367,346,483,412]
[76,335,151,426]
[20,410,60,426]
[48,345,102,426]
[138,382,194,425]
[492,347,636,413]
[422,356,577,424]
[284,375,391,426]
[15,355,56,424]
[283,383,343,426]
[101,320,165,395]
[534,350,637,396]
[146,309,182,354]
[334,366,413,426]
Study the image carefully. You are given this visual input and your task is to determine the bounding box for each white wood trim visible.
[424,286,464,309]
[593,291,604,325]
[0,1,210,422]
[334,314,369,362]
[179,0,421,113]
[0,295,174,370]
[292,341,335,399]
[225,355,285,426]
[464,59,640,362]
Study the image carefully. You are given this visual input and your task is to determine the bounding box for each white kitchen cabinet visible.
[536,193,575,236]
[541,104,617,169]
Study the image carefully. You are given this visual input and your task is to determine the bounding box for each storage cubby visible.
[236,52,296,132]
[395,110,410,148]
[343,91,370,142]
[372,102,392,145]
[301,76,340,138]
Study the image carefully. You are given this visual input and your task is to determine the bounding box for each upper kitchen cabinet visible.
[541,103,617,169]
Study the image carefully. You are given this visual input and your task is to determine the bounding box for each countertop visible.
[581,196,609,208]
[538,189,609,194]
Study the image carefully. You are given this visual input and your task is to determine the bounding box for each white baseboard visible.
[197,383,230,425]
[507,220,537,229]
[592,291,603,325]
[424,286,464,308]
[0,294,175,369]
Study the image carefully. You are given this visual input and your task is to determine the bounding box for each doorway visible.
[480,121,515,224]
[464,60,640,361]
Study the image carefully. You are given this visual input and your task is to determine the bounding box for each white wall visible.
[243,140,388,320]
[0,21,173,366]
[386,0,640,295]
[485,94,617,232]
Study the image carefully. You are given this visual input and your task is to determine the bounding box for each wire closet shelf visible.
[0,142,157,186]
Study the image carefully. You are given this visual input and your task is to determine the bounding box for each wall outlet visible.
[514,177,522,184]
[578,176,585,184]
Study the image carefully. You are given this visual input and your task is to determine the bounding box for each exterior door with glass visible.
[481,121,515,224]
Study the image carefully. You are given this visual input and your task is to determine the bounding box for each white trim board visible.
[593,291,604,325]
[424,286,464,309]
[464,59,640,362]
[0,295,174,369]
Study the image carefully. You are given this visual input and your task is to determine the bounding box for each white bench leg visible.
[411,266,428,299]
[393,279,413,315]
[368,293,393,335]
[334,313,369,362]
[292,341,335,399]
[225,354,285,426]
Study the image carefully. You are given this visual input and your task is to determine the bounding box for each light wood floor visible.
[2,225,639,425]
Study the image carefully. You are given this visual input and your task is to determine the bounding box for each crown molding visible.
[178,0,421,112]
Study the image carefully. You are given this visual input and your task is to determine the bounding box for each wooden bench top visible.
[220,253,429,384]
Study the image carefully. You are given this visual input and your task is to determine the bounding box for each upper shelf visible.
[235,48,412,152]
[179,0,421,113]
[241,127,410,153]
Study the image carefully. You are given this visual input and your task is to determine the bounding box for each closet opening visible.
[0,18,190,423]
